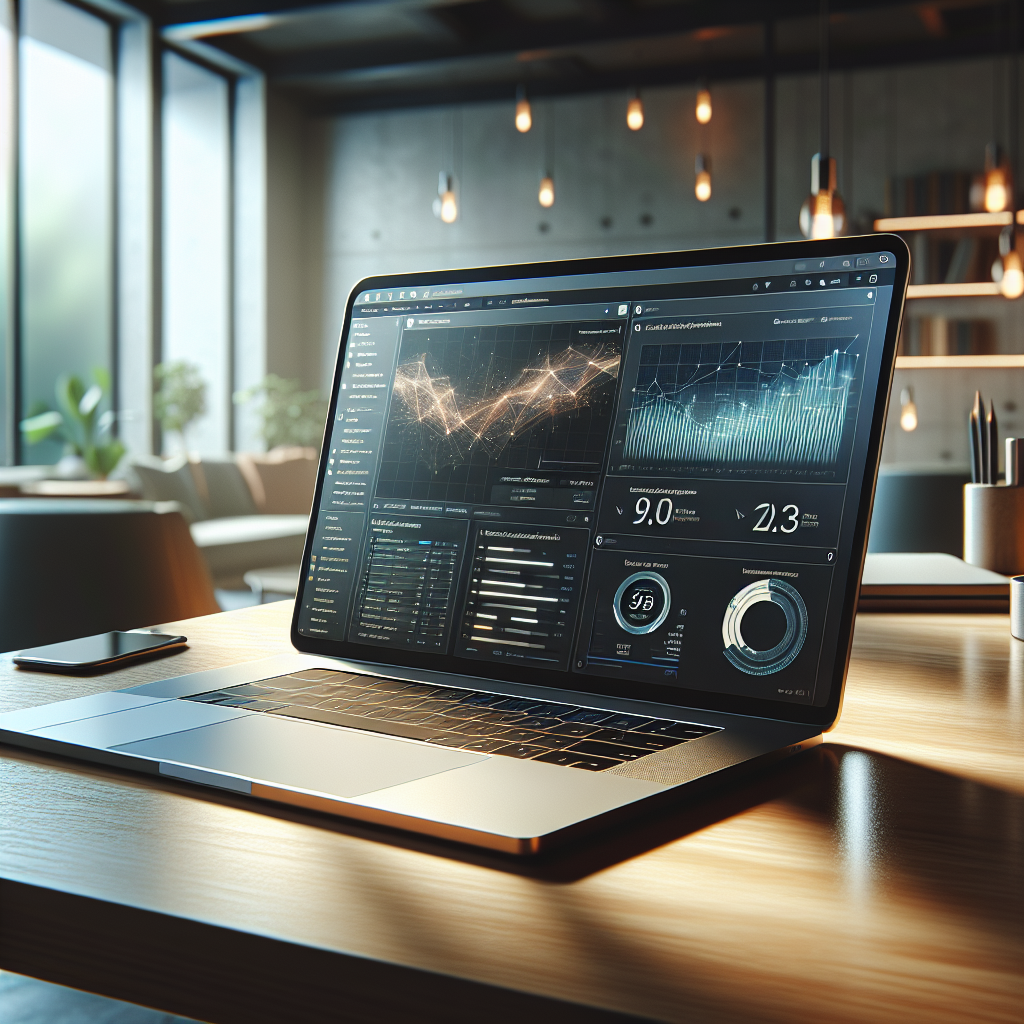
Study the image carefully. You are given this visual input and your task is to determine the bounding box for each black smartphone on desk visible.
[13,632,188,673]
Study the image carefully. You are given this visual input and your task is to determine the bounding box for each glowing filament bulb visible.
[899,387,918,432]
[811,191,835,239]
[694,154,711,202]
[1000,250,1024,299]
[984,167,1008,213]
[626,96,644,131]
[515,98,532,133]
[695,87,712,125]
[538,175,555,208]
[440,188,457,223]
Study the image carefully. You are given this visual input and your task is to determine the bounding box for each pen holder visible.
[963,484,1024,576]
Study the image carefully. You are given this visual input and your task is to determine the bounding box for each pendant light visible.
[515,85,532,133]
[626,90,644,131]
[433,172,458,223]
[695,154,712,201]
[983,144,1009,212]
[899,387,918,432]
[538,175,555,207]
[695,85,712,125]
[799,0,845,238]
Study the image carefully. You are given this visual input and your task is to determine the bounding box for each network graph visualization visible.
[622,338,860,474]
[376,322,621,504]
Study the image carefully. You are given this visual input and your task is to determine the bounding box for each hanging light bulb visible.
[994,226,1024,298]
[538,174,554,208]
[515,86,532,133]
[694,154,711,202]
[695,86,712,125]
[799,154,846,238]
[433,173,457,223]
[984,144,1010,213]
[899,387,918,432]
[626,92,644,131]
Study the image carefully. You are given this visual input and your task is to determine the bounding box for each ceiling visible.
[137,0,1022,113]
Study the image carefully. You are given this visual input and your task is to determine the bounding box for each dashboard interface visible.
[297,249,898,709]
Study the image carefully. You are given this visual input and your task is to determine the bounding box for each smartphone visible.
[13,631,188,673]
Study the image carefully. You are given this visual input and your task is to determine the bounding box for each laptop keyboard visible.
[184,669,720,772]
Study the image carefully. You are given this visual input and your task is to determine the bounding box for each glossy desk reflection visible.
[1,604,1021,1024]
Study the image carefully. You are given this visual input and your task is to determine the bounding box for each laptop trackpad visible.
[114,712,487,799]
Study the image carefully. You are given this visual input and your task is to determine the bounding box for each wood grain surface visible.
[1,604,1022,1024]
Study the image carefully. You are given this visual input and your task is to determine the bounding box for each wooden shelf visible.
[875,211,1024,231]
[906,282,1004,298]
[895,354,1024,368]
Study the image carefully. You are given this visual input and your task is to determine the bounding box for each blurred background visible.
[1,0,1022,603]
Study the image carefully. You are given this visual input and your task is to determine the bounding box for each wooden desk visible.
[2,606,1021,1023]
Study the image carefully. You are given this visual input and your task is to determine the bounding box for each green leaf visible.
[79,384,103,417]
[85,439,126,479]
[19,410,64,445]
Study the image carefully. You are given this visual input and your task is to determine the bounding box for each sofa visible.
[131,448,317,589]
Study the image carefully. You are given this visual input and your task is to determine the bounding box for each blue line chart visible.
[622,339,859,470]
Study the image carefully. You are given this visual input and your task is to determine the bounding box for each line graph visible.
[376,323,621,505]
[621,338,859,474]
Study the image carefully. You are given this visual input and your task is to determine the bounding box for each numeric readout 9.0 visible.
[632,495,674,526]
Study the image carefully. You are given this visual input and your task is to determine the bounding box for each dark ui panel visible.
[596,478,844,553]
[455,524,589,671]
[348,516,468,651]
[578,549,834,703]
[374,321,621,508]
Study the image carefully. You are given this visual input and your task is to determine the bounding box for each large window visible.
[162,51,231,455]
[18,0,113,464]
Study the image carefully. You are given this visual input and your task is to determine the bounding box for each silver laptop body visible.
[1,238,908,854]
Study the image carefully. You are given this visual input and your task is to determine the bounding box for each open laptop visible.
[1,237,909,854]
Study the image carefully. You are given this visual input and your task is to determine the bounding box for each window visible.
[18,0,113,464]
[162,51,231,455]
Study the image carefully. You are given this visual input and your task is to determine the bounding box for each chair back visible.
[0,499,219,653]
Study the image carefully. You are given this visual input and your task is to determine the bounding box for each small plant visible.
[234,375,328,450]
[20,369,126,479]
[155,361,207,451]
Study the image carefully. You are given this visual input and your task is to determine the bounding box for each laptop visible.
[1,237,909,854]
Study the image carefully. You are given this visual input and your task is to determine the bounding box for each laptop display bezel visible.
[290,235,910,731]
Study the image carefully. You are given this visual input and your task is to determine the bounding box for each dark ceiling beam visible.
[154,0,373,27]
[294,25,1023,115]
[250,0,999,79]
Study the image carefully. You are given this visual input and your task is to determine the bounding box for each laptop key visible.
[549,722,601,738]
[562,709,615,725]
[600,714,656,731]
[493,743,546,759]
[530,733,579,750]
[569,740,649,761]
[459,738,508,753]
[267,705,437,742]
[515,716,561,730]
[498,729,544,744]
[620,733,682,751]
[568,756,621,772]
[534,750,581,767]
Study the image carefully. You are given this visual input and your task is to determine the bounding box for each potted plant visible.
[234,375,328,450]
[20,369,126,480]
[154,360,207,452]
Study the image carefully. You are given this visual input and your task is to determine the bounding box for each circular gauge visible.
[721,578,808,676]
[613,572,671,635]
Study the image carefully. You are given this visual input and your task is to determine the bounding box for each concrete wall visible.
[269,56,1023,469]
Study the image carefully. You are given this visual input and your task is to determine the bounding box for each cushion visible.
[130,456,208,523]
[236,447,318,515]
[190,514,308,589]
[191,457,258,519]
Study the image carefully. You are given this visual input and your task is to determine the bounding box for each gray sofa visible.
[131,455,311,589]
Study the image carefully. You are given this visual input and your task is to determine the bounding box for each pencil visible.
[970,391,983,484]
[987,400,998,484]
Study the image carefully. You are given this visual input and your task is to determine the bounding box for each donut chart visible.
[613,572,671,635]
[722,578,808,676]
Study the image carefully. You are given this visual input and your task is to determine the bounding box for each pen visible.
[987,400,998,484]
[970,391,983,484]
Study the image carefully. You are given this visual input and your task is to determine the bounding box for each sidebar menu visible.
[297,315,404,640]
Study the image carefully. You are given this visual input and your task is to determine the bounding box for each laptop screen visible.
[294,242,904,720]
